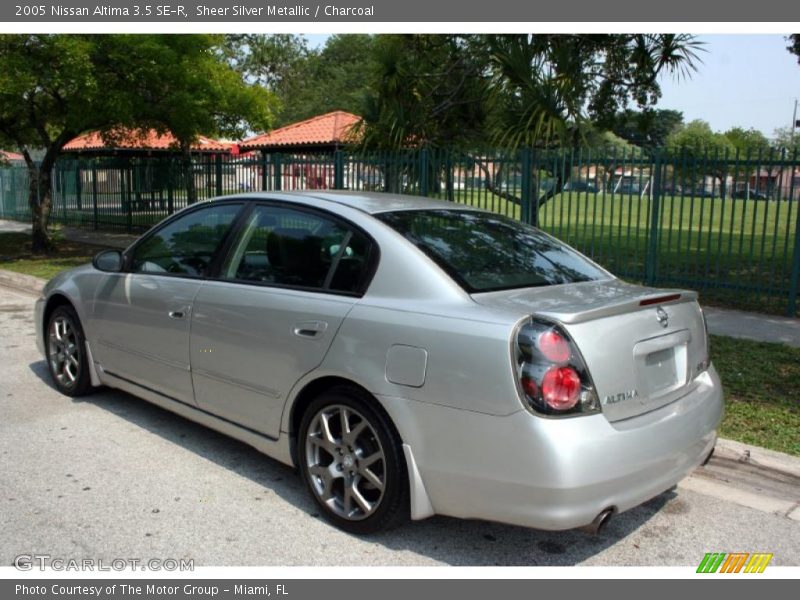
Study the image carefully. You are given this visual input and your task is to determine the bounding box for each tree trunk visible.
[181,144,197,205]
[28,164,54,253]
[473,157,563,227]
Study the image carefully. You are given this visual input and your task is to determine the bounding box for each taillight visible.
[515,318,600,416]
[542,366,581,410]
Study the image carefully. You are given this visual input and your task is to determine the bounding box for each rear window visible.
[377,209,607,293]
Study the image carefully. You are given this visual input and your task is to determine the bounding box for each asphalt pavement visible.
[1,283,799,566]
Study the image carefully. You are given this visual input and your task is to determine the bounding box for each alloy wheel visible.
[304,404,387,521]
[48,316,81,389]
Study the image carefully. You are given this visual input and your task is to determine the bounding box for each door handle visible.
[293,320,328,338]
[168,310,185,319]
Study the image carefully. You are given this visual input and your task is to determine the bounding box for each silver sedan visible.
[35,192,723,534]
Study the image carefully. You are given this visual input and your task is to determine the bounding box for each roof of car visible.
[231,190,485,215]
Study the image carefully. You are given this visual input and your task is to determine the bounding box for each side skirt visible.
[97,367,294,468]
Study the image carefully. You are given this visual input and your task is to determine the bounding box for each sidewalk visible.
[704,306,800,348]
[0,219,138,249]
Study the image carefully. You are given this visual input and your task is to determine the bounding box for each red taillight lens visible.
[515,318,600,416]
[537,330,571,363]
[541,366,581,410]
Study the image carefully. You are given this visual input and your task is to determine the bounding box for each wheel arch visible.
[287,375,405,466]
[42,293,77,348]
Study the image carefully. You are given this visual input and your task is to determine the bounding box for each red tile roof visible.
[63,128,233,153]
[240,111,360,150]
[1,150,24,162]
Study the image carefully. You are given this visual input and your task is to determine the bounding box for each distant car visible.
[562,179,600,193]
[35,192,722,534]
[733,187,769,200]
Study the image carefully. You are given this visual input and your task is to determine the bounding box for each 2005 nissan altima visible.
[35,192,722,534]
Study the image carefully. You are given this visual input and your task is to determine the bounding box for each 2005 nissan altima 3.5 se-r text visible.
[35,191,722,534]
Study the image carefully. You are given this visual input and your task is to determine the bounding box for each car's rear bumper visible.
[382,365,723,530]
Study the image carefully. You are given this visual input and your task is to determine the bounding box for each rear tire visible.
[298,386,409,534]
[46,305,92,397]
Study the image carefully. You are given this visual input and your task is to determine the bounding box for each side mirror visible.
[92,249,123,273]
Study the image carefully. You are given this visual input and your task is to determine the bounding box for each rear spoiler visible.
[536,289,697,325]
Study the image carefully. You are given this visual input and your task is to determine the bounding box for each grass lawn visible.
[711,335,800,456]
[0,231,96,280]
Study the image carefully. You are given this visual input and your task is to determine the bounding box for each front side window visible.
[130,204,241,276]
[377,209,607,293]
[222,205,373,294]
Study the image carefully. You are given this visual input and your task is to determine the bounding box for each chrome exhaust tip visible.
[579,508,615,535]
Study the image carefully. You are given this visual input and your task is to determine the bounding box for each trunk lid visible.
[472,279,709,422]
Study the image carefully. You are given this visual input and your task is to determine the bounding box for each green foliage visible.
[666,119,735,158]
[276,35,378,127]
[772,125,800,155]
[0,34,276,249]
[102,35,275,143]
[788,34,800,63]
[223,34,379,128]
[224,34,310,91]
[607,108,684,147]
[355,34,702,151]
[357,35,489,149]
[723,127,771,157]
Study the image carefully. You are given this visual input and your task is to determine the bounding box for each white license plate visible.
[644,347,678,394]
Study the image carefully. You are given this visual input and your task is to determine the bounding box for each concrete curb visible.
[0,269,44,295]
[713,438,800,479]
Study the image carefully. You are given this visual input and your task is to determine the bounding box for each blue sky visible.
[305,34,800,138]
[657,35,799,137]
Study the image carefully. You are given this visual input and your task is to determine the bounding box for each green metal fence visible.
[1,147,799,316]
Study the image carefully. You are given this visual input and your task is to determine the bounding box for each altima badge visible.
[603,389,639,404]
[656,307,669,328]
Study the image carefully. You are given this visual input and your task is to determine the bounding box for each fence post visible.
[645,151,663,285]
[444,151,454,202]
[520,148,533,225]
[273,154,282,191]
[787,150,800,316]
[91,160,98,230]
[215,154,223,196]
[333,150,345,190]
[419,148,429,197]
[260,152,268,191]
[59,164,67,225]
[125,159,133,233]
[75,162,82,212]
[167,160,174,214]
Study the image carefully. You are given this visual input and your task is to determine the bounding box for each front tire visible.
[46,305,92,397]
[298,387,409,534]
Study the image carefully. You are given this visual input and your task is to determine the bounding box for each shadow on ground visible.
[29,360,673,566]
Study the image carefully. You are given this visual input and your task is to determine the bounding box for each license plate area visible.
[634,330,690,400]
[644,347,678,394]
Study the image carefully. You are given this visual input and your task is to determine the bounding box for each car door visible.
[91,203,243,403]
[189,202,377,438]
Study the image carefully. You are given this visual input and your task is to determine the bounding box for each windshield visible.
[377,209,608,293]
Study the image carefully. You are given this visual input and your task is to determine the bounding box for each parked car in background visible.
[35,191,722,534]
[733,186,770,200]
[562,179,600,193]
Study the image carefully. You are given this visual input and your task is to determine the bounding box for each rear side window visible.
[377,209,607,293]
[221,204,374,294]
